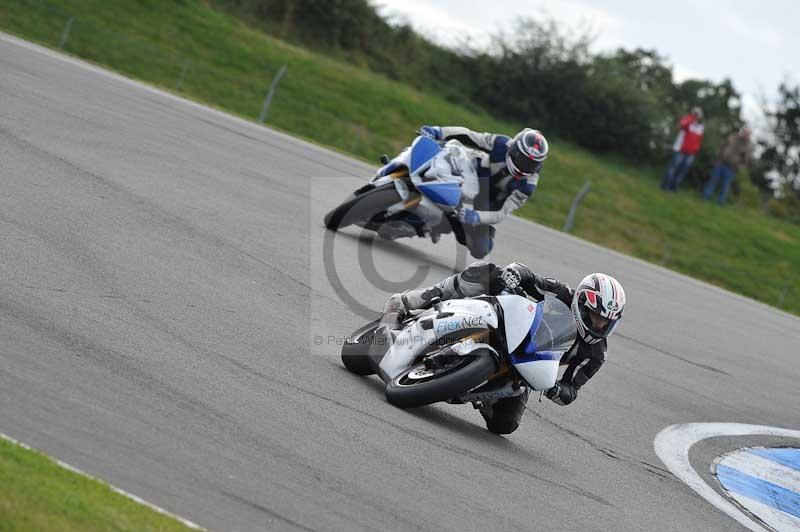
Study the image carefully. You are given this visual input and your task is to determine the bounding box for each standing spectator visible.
[661,107,705,191]
[703,127,753,205]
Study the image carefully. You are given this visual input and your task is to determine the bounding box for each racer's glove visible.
[381,293,407,328]
[419,125,443,140]
[499,266,522,291]
[458,208,481,226]
[501,190,529,215]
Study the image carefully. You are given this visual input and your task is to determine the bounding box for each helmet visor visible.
[579,302,618,338]
[508,144,541,176]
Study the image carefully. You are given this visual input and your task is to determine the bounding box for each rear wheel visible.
[341,343,375,375]
[385,349,497,408]
[324,183,402,231]
[340,320,381,376]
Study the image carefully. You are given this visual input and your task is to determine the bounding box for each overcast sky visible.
[375,0,798,126]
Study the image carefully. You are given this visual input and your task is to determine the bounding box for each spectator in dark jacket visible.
[661,107,705,191]
[703,127,752,205]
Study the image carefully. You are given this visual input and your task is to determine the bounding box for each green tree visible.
[211,2,748,173]
[753,83,800,219]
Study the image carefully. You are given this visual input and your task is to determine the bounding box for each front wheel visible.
[384,349,497,408]
[324,183,402,231]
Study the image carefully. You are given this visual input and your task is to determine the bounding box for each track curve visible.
[1,32,798,532]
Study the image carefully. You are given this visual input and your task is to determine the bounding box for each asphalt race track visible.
[1,33,798,532]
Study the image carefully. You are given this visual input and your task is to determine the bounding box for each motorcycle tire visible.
[384,349,497,408]
[341,321,381,376]
[323,183,402,231]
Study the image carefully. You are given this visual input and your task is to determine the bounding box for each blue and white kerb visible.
[713,447,800,532]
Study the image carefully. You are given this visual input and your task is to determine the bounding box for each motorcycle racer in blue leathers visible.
[376,126,548,258]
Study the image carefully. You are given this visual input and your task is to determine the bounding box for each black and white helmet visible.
[506,129,548,178]
[571,273,626,344]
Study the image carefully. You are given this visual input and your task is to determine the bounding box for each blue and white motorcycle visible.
[323,134,478,241]
[340,292,576,413]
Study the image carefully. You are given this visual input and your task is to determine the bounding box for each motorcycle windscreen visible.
[409,135,441,174]
[529,295,577,353]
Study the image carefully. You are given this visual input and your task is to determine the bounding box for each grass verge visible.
[0,436,197,531]
[0,0,798,315]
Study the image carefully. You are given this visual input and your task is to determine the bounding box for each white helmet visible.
[571,273,626,344]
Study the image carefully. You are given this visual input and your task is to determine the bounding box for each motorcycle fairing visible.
[370,136,473,227]
[416,182,462,207]
[416,141,477,209]
[409,136,441,174]
[515,295,579,391]
[378,298,498,381]
[495,295,538,352]
[497,295,563,391]
[512,356,559,391]
[410,137,469,210]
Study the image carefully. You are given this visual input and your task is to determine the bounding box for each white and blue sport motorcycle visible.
[323,135,478,240]
[341,292,576,409]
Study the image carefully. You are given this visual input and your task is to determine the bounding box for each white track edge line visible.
[0,432,205,530]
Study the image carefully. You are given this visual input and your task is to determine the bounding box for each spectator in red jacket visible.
[661,107,705,191]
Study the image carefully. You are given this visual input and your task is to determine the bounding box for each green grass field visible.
[1,0,798,316]
[0,436,195,531]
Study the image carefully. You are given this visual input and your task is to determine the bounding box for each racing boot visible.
[480,389,530,435]
[545,381,579,406]
[427,216,453,244]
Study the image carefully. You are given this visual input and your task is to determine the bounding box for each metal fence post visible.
[563,180,591,233]
[176,59,190,90]
[59,16,75,49]
[258,64,288,124]
[661,244,672,266]
[350,123,368,153]
[777,282,790,308]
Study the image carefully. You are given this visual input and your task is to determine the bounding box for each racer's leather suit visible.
[376,126,542,258]
[381,261,606,434]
